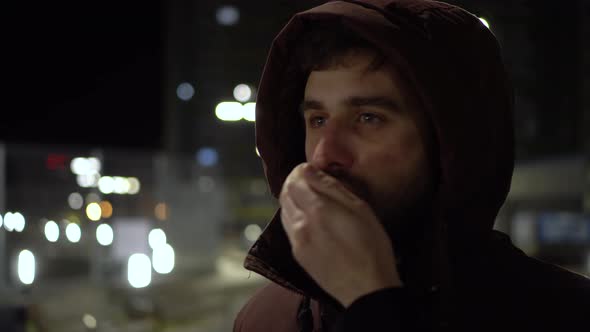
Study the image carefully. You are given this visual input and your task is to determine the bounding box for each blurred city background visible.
[1,0,589,331]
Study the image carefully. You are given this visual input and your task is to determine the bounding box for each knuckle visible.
[295,163,307,173]
[280,180,294,198]
[290,164,306,180]
[319,175,336,187]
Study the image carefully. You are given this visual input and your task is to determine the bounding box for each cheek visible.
[398,130,425,164]
[363,130,426,181]
[304,137,315,161]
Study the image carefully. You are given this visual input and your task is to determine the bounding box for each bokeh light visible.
[155,203,168,221]
[66,223,82,243]
[71,157,90,175]
[76,172,100,188]
[243,102,256,122]
[3,212,14,231]
[197,147,219,167]
[233,84,252,102]
[71,157,101,175]
[17,250,35,285]
[127,177,141,195]
[153,243,175,274]
[96,223,114,246]
[244,224,262,242]
[128,254,151,288]
[99,201,113,218]
[68,192,84,210]
[215,102,243,121]
[86,203,102,221]
[13,212,25,232]
[176,82,195,101]
[148,228,167,250]
[98,176,115,194]
[113,177,130,194]
[216,5,240,26]
[82,313,97,329]
[44,220,59,242]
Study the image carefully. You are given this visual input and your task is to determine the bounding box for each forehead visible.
[304,53,406,102]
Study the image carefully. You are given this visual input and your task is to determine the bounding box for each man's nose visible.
[308,128,353,174]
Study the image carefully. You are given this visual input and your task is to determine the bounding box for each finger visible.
[281,164,325,211]
[302,164,366,209]
[280,193,311,250]
[287,178,324,211]
[280,189,303,235]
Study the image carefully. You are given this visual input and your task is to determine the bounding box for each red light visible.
[46,154,67,170]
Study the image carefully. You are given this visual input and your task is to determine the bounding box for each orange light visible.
[99,201,113,219]
[155,203,168,221]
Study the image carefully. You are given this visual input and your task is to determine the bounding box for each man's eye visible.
[359,113,382,124]
[308,116,326,128]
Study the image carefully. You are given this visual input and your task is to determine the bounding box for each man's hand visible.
[279,163,403,307]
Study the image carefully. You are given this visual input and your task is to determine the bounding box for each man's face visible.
[302,52,433,228]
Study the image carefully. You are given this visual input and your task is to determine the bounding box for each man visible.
[234,1,590,331]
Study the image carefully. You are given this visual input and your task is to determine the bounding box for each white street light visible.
[45,220,59,242]
[96,223,114,246]
[128,254,151,288]
[17,250,35,285]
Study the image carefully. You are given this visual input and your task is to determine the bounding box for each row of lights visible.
[12,201,258,286]
[68,192,114,221]
[43,220,170,250]
[71,157,141,195]
[215,102,256,122]
[78,175,141,195]
[73,193,164,223]
[18,226,174,287]
[177,82,252,102]
[44,220,87,244]
[1,212,26,232]
[177,81,257,123]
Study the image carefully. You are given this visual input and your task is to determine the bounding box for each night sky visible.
[3,1,163,149]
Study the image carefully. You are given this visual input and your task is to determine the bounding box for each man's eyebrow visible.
[299,96,401,115]
[300,99,324,114]
[346,96,401,111]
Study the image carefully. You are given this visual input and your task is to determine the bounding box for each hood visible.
[245,0,515,307]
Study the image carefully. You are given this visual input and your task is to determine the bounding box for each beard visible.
[325,166,439,290]
[325,167,436,258]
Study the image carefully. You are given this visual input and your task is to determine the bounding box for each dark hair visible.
[294,21,386,74]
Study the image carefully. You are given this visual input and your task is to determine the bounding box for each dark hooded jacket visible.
[233,0,590,331]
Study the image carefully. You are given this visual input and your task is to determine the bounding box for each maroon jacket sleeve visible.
[331,287,427,331]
